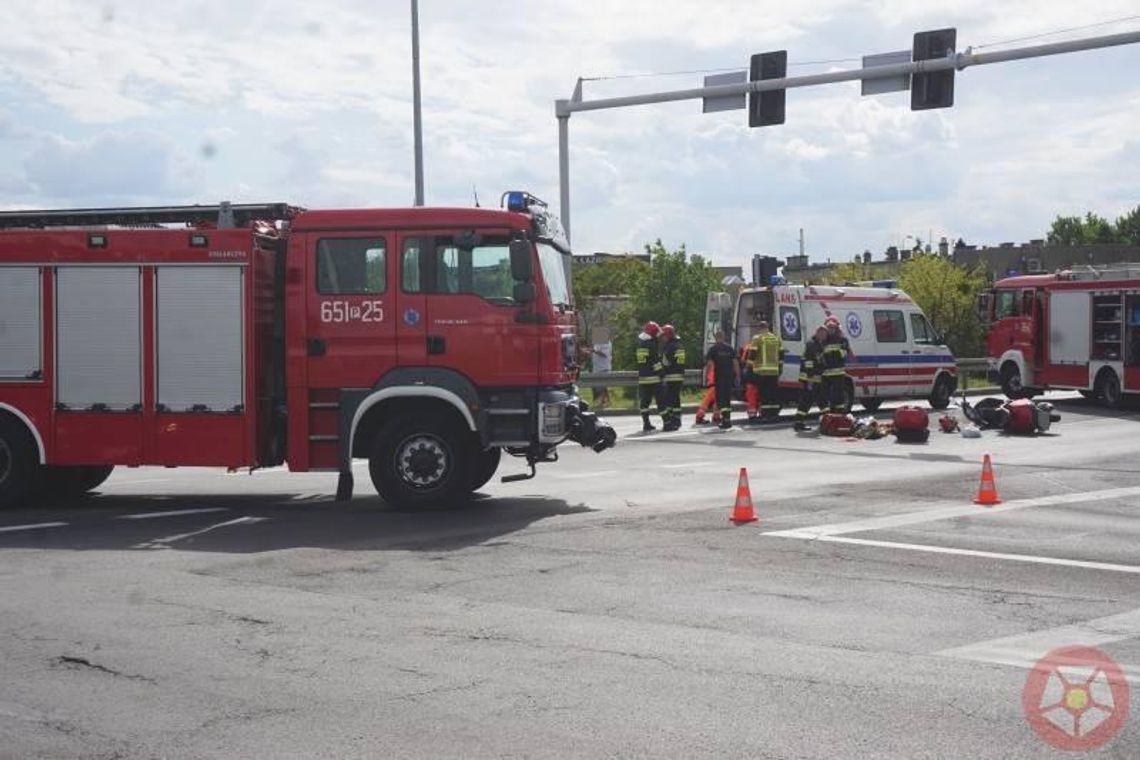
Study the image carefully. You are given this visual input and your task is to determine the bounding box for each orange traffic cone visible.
[730,467,758,524]
[973,454,1002,506]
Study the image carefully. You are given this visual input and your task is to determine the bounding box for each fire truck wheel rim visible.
[396,434,450,489]
[0,439,10,487]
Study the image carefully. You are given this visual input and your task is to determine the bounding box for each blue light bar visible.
[501,190,548,213]
[505,191,527,212]
[770,275,786,286]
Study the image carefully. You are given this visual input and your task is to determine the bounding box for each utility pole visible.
[411,0,425,206]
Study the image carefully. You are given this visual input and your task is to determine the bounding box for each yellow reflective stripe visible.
[675,350,687,363]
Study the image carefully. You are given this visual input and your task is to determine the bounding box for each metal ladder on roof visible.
[0,201,301,229]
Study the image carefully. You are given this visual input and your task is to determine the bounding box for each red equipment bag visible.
[820,413,855,436]
[893,405,930,442]
[1005,398,1038,434]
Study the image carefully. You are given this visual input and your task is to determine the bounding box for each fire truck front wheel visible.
[0,416,41,510]
[368,414,475,509]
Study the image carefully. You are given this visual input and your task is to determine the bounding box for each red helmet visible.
[643,321,661,337]
[661,323,677,339]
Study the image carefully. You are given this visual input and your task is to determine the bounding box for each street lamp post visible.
[411,0,425,206]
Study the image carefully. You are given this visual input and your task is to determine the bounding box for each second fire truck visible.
[982,264,1140,406]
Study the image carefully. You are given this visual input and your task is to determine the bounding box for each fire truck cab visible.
[981,264,1140,407]
[0,194,614,510]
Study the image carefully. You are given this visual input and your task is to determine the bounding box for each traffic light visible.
[748,50,787,127]
[911,28,956,111]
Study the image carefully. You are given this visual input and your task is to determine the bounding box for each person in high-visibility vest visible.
[636,321,664,432]
[794,326,827,431]
[820,316,856,413]
[659,324,686,431]
[748,321,786,421]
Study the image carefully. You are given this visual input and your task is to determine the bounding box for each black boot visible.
[642,415,656,432]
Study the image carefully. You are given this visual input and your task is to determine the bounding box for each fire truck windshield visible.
[537,241,570,308]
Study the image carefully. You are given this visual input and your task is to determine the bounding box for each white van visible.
[705,283,958,411]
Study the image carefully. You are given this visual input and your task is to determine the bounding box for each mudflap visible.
[335,470,354,502]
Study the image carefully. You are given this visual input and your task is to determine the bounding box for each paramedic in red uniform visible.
[820,316,856,413]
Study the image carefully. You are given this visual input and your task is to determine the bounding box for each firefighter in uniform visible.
[636,321,664,432]
[705,330,739,429]
[749,321,785,421]
[659,324,686,431]
[820,316,856,413]
[794,326,827,431]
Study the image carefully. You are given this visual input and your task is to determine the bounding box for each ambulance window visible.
[873,310,907,343]
[910,313,933,344]
[779,306,802,341]
[316,238,386,294]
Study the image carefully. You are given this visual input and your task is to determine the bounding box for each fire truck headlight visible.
[541,402,565,437]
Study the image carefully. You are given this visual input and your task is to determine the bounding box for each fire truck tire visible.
[929,376,954,410]
[1095,368,1123,409]
[1000,363,1031,399]
[0,417,41,510]
[368,414,474,509]
[470,448,502,492]
[859,398,883,413]
[41,465,115,500]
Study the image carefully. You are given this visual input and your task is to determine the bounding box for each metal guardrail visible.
[578,358,991,389]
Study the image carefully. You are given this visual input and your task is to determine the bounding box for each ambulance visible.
[705,281,958,412]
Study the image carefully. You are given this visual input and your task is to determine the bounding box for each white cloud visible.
[0,0,1136,267]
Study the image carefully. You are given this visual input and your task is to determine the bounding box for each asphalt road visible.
[1,394,1138,759]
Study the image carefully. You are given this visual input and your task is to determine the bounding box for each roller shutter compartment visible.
[0,267,41,380]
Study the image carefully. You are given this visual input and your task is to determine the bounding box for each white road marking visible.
[99,478,174,487]
[937,607,1140,684]
[550,470,619,480]
[117,508,230,521]
[134,516,267,548]
[805,535,1140,575]
[0,522,67,534]
[764,485,1140,540]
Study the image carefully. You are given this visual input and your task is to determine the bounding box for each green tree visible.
[1047,212,1117,245]
[898,253,988,357]
[610,240,722,371]
[1113,205,1140,246]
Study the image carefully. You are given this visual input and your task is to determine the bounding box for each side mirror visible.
[513,282,536,304]
[510,238,533,282]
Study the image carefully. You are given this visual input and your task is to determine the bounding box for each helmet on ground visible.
[643,321,661,337]
[661,324,677,339]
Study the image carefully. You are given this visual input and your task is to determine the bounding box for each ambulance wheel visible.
[470,448,502,492]
[369,413,474,509]
[40,465,115,501]
[0,416,41,510]
[1095,368,1123,409]
[929,376,954,410]
[859,398,883,413]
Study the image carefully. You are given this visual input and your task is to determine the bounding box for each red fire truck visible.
[0,193,615,509]
[981,264,1140,407]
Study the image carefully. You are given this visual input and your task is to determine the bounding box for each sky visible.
[1,1,1138,272]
